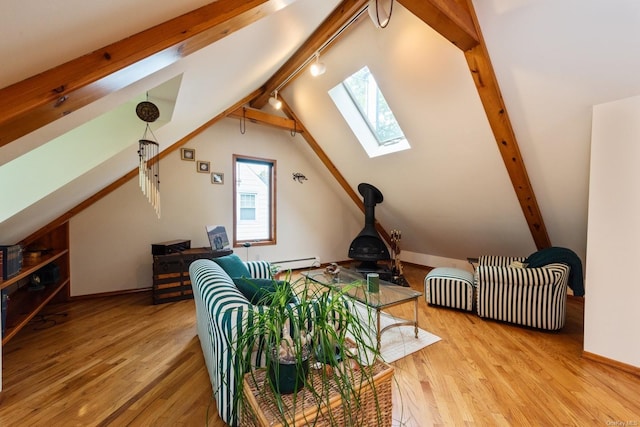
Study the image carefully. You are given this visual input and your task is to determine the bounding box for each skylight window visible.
[329,66,410,158]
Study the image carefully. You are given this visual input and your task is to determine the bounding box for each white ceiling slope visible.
[287,0,640,262]
[3,0,640,263]
[470,0,640,261]
[0,0,341,243]
[287,4,534,260]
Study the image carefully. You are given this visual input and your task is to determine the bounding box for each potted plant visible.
[233,272,393,426]
[267,317,311,394]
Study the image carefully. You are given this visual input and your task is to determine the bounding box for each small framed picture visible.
[197,161,210,173]
[211,172,224,184]
[180,148,195,161]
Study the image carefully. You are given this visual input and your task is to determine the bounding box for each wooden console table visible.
[152,247,232,304]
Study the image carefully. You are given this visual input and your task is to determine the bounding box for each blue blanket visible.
[525,247,585,296]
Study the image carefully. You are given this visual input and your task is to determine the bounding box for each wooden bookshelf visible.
[1,222,70,345]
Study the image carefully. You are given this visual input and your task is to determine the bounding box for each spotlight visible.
[309,53,326,77]
[268,90,282,109]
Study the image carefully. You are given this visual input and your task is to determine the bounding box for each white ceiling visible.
[287,3,534,259]
[3,0,640,262]
[0,0,341,238]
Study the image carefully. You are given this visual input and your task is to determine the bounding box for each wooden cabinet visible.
[0,222,70,345]
[152,247,231,304]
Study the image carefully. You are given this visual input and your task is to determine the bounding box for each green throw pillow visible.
[232,277,295,305]
[212,253,251,278]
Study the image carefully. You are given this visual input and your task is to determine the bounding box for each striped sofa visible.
[475,255,570,330]
[189,258,278,426]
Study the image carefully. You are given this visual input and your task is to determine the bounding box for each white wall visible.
[585,95,640,368]
[69,119,363,296]
[402,251,473,272]
[286,4,537,261]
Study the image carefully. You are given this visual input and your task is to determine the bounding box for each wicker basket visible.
[241,359,394,427]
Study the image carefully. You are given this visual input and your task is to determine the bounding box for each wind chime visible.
[136,98,161,218]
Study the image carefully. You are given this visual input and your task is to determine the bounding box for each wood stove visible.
[348,183,391,271]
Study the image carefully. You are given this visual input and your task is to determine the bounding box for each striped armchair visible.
[476,255,570,330]
[189,258,279,426]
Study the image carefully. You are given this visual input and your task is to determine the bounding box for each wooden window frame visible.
[232,154,277,247]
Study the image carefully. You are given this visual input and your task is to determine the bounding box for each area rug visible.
[352,303,441,363]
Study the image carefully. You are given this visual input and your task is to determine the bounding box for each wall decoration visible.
[211,172,224,184]
[292,172,307,183]
[197,161,210,173]
[181,148,195,161]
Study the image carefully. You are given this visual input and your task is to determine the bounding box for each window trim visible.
[232,154,277,247]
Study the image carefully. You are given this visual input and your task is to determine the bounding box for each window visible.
[233,155,276,246]
[239,193,256,220]
[329,66,410,158]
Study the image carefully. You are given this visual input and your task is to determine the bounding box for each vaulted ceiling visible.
[0,0,546,249]
[3,0,639,262]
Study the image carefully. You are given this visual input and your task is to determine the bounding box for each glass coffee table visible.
[302,268,423,352]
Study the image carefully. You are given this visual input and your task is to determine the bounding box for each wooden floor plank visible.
[0,264,638,426]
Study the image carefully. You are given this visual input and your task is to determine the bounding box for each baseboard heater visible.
[272,256,320,271]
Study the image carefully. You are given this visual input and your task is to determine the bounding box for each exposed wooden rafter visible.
[397,0,479,50]
[15,0,550,251]
[228,107,303,134]
[250,0,368,109]
[0,0,294,148]
[401,0,550,249]
[229,99,392,245]
[278,98,392,246]
[462,4,550,249]
[464,44,551,249]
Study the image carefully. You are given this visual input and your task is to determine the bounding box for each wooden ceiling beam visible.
[250,0,368,109]
[461,1,550,249]
[400,0,549,248]
[14,0,550,252]
[279,97,392,246]
[397,0,479,51]
[0,0,293,149]
[228,107,303,133]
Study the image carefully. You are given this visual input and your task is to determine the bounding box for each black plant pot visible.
[268,357,310,395]
[315,343,343,366]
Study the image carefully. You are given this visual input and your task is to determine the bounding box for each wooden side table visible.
[241,359,394,427]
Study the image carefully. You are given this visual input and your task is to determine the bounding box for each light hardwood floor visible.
[1,264,638,426]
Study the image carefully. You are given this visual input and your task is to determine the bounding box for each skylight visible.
[329,66,410,158]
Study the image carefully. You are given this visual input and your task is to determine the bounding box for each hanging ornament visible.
[136,101,160,122]
[136,97,161,218]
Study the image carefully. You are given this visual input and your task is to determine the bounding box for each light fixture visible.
[268,90,282,109]
[368,0,394,29]
[259,6,367,105]
[309,53,326,77]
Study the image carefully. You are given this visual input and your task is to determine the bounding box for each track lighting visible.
[368,0,394,29]
[309,53,326,77]
[268,90,282,109]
